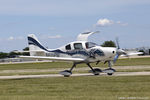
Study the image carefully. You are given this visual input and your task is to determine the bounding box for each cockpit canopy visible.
[65,42,98,51]
[85,42,98,49]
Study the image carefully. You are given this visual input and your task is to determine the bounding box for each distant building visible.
[137,47,150,55]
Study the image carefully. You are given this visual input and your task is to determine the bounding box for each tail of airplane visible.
[28,34,48,56]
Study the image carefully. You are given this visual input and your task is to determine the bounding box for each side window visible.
[85,42,97,49]
[74,43,83,50]
[65,44,71,50]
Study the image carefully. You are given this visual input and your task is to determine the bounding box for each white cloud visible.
[96,18,128,27]
[7,36,14,41]
[96,18,114,26]
[48,35,62,39]
[7,36,24,41]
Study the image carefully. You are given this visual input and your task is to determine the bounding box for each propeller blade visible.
[113,54,119,63]
[115,37,120,49]
[114,48,126,64]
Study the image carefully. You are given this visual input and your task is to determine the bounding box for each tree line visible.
[0,47,29,59]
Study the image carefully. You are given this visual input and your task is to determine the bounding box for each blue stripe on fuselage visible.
[28,37,89,56]
[52,49,89,56]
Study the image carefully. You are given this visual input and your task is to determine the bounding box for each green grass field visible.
[0,76,150,100]
[0,57,150,76]
[1,57,150,70]
[0,57,150,100]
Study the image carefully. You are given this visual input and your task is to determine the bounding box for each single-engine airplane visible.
[20,31,142,77]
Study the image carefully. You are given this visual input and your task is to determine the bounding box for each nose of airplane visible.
[108,48,117,55]
[100,47,116,57]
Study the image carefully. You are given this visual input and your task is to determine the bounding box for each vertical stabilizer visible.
[28,34,47,56]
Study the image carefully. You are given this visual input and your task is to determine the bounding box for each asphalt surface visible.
[0,72,150,79]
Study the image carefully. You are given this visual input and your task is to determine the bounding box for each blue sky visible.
[0,0,150,52]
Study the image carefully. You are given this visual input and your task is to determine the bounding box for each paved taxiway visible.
[0,72,150,79]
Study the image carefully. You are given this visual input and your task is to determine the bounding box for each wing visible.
[77,31,100,41]
[13,50,30,53]
[19,56,85,62]
[13,50,46,53]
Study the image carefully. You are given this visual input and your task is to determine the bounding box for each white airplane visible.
[20,31,142,77]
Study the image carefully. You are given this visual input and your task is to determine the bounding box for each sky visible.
[0,0,150,52]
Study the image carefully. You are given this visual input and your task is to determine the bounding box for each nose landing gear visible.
[103,68,116,75]
[103,61,116,75]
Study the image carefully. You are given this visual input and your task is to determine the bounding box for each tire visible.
[107,73,113,75]
[94,72,100,75]
[64,75,70,77]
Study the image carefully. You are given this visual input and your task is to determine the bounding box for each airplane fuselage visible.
[43,41,117,63]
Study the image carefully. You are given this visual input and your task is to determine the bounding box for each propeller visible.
[113,38,127,63]
[113,37,143,64]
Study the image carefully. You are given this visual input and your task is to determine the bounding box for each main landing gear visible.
[87,63,102,75]
[59,63,76,77]
[59,61,116,77]
[59,63,102,77]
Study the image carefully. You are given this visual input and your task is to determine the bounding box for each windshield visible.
[85,42,98,49]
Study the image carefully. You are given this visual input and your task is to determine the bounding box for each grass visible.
[116,57,150,66]
[0,76,149,100]
[0,57,150,70]
[0,57,150,76]
[0,57,150,100]
[0,62,73,70]
[0,71,57,76]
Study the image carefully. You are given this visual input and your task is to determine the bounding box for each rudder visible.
[28,34,48,56]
